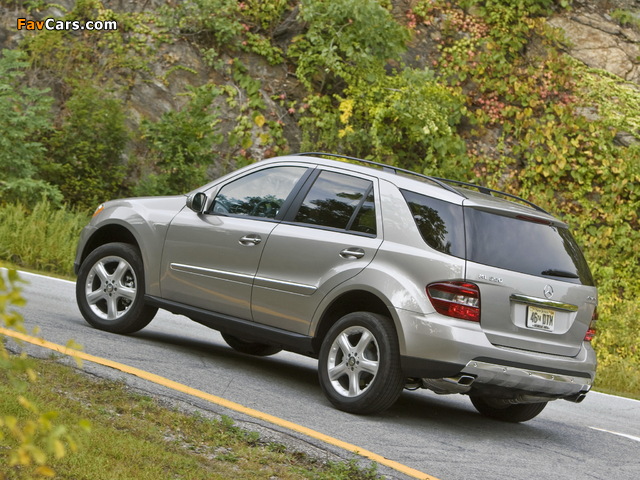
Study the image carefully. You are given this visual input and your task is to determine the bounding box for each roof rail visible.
[293,152,549,214]
[294,152,463,197]
[431,177,549,214]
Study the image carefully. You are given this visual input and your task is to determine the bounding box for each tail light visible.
[584,307,597,342]
[427,281,481,322]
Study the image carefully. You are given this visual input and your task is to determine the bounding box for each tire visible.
[221,333,282,357]
[318,312,404,415]
[470,395,548,423]
[76,242,157,334]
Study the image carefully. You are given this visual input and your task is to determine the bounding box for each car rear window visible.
[465,208,595,285]
[401,190,465,257]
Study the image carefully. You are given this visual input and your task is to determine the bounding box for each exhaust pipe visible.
[564,392,587,403]
[421,375,476,394]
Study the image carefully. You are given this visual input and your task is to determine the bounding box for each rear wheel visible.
[76,242,157,334]
[221,333,282,356]
[470,395,548,422]
[318,312,404,415]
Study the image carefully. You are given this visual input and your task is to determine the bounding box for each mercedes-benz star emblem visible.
[543,285,554,299]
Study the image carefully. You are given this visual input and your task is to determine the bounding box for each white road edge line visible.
[589,427,640,443]
[6,269,640,406]
[14,269,76,285]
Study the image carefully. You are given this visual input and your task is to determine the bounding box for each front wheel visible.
[76,242,157,334]
[470,395,548,423]
[318,312,404,415]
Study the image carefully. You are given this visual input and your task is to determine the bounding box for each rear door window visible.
[465,208,595,285]
[292,170,376,235]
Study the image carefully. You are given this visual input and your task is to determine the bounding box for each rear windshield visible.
[465,208,595,286]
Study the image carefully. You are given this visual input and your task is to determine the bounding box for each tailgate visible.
[463,205,597,357]
[467,262,597,356]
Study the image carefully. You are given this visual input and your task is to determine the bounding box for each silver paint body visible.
[75,156,597,399]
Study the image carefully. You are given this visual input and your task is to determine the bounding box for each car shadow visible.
[127,326,564,439]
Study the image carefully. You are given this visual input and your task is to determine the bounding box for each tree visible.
[0,49,61,206]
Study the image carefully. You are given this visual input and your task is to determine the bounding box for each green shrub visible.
[0,49,61,206]
[160,0,243,47]
[40,86,129,210]
[301,68,468,175]
[610,9,640,29]
[137,85,227,196]
[290,0,409,91]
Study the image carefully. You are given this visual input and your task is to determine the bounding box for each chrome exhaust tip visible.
[564,392,587,403]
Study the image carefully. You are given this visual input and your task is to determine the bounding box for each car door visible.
[160,165,309,320]
[251,168,383,334]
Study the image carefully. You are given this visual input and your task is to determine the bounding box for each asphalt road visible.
[7,270,640,480]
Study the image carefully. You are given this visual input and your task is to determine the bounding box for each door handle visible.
[339,247,365,259]
[239,234,262,246]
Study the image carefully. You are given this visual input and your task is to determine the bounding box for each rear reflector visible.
[585,307,597,342]
[427,281,481,322]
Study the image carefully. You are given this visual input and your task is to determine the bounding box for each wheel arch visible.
[311,289,400,355]
[79,223,141,267]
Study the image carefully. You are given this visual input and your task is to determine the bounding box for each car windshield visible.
[464,208,595,285]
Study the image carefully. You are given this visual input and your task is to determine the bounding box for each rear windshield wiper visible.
[541,269,579,279]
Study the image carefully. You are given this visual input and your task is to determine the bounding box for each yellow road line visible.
[1,327,439,480]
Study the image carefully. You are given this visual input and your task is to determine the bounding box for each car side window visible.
[401,189,465,257]
[210,166,307,219]
[293,171,376,235]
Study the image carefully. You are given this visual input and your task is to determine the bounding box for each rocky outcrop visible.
[549,6,640,83]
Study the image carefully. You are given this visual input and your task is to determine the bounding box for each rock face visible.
[549,5,640,83]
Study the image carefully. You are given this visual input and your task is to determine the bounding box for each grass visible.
[0,202,88,278]
[0,356,381,480]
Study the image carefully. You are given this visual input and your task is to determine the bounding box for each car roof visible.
[281,153,558,218]
[207,153,560,224]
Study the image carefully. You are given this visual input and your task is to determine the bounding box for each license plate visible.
[527,306,555,332]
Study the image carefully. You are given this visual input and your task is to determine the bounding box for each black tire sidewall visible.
[318,311,404,415]
[76,242,155,334]
[470,395,548,423]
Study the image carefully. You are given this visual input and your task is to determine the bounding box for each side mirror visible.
[186,192,207,213]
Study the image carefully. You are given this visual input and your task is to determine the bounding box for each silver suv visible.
[75,153,597,422]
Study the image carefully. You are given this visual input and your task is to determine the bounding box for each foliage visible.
[137,84,227,196]
[160,0,286,65]
[1,358,384,479]
[0,269,88,478]
[294,0,468,176]
[0,49,61,206]
[160,0,243,47]
[301,68,467,174]
[0,201,88,277]
[40,85,129,210]
[290,0,409,91]
[610,8,640,30]
[240,0,291,34]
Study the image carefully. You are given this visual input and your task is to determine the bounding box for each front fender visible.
[75,196,186,296]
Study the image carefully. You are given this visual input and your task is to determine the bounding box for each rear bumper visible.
[397,310,596,400]
[459,359,591,399]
